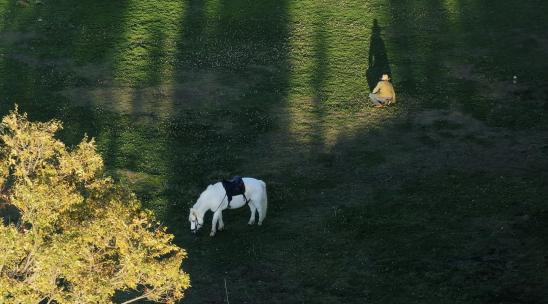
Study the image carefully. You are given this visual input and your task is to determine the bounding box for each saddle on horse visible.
[221,176,249,208]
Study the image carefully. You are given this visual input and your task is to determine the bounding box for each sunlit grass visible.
[111,1,185,86]
[443,0,462,27]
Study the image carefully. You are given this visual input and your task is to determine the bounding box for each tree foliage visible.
[0,107,190,304]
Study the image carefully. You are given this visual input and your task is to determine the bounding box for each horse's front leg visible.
[210,210,221,237]
[218,212,225,231]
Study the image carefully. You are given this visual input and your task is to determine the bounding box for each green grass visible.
[1,0,547,303]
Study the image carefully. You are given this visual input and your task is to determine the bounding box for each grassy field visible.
[1,0,547,303]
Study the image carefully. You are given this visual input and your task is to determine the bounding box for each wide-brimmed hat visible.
[381,74,390,81]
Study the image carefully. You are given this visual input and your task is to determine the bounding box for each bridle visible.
[190,216,202,233]
[190,193,227,233]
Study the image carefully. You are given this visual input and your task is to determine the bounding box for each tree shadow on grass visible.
[386,0,456,109]
[0,0,129,155]
[163,1,293,303]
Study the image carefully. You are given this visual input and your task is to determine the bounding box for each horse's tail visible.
[259,180,267,221]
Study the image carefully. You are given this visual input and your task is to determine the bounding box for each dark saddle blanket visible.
[222,176,249,207]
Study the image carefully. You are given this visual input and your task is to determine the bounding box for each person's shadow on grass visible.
[366,19,391,91]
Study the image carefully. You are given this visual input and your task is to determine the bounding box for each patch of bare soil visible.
[379,121,544,202]
[408,108,547,171]
[446,58,548,107]
[445,59,548,126]
[7,50,115,85]
[60,71,252,117]
[0,31,36,46]
[446,62,522,100]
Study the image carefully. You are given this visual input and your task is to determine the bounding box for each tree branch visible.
[0,193,12,204]
[19,251,34,275]
[120,293,152,304]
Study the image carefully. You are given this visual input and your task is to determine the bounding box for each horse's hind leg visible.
[248,203,256,225]
[256,203,264,226]
[257,193,267,226]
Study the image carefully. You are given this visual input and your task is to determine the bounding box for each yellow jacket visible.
[372,80,396,103]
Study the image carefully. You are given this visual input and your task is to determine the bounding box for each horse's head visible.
[188,208,204,234]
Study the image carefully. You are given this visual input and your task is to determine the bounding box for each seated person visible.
[369,74,396,108]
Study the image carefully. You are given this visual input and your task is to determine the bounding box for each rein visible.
[212,193,228,213]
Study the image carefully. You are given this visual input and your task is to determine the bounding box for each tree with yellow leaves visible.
[0,107,190,304]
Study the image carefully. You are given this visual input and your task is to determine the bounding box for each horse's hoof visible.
[258,221,263,226]
[248,222,255,225]
[209,232,216,237]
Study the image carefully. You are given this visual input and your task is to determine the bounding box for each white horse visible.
[188,177,267,237]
